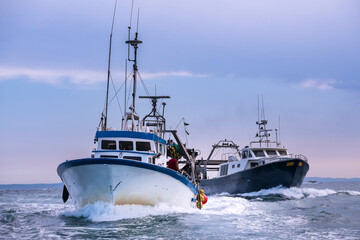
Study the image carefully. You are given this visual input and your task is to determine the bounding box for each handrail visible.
[253,154,308,163]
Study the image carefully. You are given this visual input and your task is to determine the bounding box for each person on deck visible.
[167,158,181,173]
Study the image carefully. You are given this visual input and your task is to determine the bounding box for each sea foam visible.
[61,201,197,222]
[240,186,337,199]
[60,187,360,222]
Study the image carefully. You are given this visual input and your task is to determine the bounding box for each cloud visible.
[0,67,105,86]
[139,71,207,79]
[300,79,336,91]
[0,67,205,86]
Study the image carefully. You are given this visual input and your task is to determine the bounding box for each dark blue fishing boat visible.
[199,107,309,195]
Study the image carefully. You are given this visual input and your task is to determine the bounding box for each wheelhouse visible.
[92,130,167,165]
[241,148,289,159]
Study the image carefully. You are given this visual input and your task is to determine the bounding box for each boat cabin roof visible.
[95,131,166,144]
[243,146,287,151]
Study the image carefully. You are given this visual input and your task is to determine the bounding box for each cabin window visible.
[102,140,116,150]
[278,150,287,156]
[266,150,277,156]
[220,165,228,176]
[232,165,235,168]
[136,142,151,151]
[253,150,265,157]
[119,141,133,150]
[242,151,250,159]
[123,156,142,161]
[251,162,258,168]
[237,164,240,168]
[100,155,118,158]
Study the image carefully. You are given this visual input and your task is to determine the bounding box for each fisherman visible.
[167,158,182,173]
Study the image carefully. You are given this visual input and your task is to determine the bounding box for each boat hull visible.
[57,158,197,209]
[200,158,309,195]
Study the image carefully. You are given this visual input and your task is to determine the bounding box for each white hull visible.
[58,159,197,209]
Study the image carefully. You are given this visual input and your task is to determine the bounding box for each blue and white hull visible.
[57,158,197,209]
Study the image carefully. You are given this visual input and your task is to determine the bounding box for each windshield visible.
[252,150,265,157]
[266,150,277,156]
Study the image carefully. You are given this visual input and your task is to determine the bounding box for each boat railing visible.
[289,154,308,162]
[260,154,308,163]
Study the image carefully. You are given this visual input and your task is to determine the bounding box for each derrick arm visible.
[165,130,195,182]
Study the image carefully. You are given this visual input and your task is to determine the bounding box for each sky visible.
[0,0,359,184]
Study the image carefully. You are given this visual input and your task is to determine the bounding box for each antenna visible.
[129,0,134,27]
[278,114,281,146]
[261,95,265,120]
[127,0,135,62]
[257,95,260,124]
[104,0,118,131]
[136,8,140,33]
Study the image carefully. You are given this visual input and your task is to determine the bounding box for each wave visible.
[60,187,360,222]
[237,186,360,200]
[61,201,197,222]
[239,186,337,200]
[338,190,360,196]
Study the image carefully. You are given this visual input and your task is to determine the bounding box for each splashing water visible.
[239,186,338,199]
[1,182,359,239]
[62,201,198,222]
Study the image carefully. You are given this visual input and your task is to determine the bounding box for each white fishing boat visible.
[199,104,309,195]
[57,6,201,209]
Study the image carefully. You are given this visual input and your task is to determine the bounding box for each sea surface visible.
[0,181,359,239]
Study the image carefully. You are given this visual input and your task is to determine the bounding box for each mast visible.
[125,18,142,130]
[252,97,278,147]
[126,19,142,111]
[103,0,118,131]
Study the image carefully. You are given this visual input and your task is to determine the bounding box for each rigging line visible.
[137,72,153,109]
[102,93,107,114]
[126,70,134,81]
[212,148,221,161]
[120,69,133,112]
[137,72,150,96]
[99,93,108,129]
[175,117,184,130]
[108,79,126,107]
[110,74,124,118]
[126,78,133,110]
[157,99,164,114]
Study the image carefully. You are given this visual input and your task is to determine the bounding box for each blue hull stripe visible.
[57,158,197,194]
[95,131,166,144]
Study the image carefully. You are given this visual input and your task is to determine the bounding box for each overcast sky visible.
[1,0,359,184]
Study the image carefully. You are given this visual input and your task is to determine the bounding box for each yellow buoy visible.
[196,189,206,209]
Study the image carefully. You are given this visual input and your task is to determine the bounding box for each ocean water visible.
[0,182,359,239]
